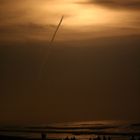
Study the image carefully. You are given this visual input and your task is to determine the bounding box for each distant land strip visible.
[0,129,140,136]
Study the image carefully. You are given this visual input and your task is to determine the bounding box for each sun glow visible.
[1,0,139,42]
[39,0,121,27]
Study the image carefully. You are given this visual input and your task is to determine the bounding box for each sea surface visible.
[0,121,140,140]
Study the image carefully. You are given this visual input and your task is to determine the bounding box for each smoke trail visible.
[39,16,64,80]
[50,16,64,45]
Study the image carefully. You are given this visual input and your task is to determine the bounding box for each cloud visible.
[0,0,140,43]
[86,0,140,10]
[0,23,56,43]
[0,23,55,33]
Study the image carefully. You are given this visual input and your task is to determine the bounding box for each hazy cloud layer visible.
[1,34,140,123]
[88,0,140,9]
[0,0,140,43]
[0,23,56,43]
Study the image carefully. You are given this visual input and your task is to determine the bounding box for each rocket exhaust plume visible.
[39,16,64,79]
[50,16,64,45]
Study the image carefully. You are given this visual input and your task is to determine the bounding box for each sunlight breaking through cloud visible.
[0,0,140,42]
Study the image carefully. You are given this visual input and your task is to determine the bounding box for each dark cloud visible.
[0,34,140,123]
[0,23,54,33]
[85,0,140,9]
[0,23,56,42]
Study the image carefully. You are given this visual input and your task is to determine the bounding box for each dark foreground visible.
[0,134,140,140]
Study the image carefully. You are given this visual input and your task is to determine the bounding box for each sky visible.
[0,0,140,125]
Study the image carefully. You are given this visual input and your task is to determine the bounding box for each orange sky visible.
[0,0,140,124]
[0,0,140,42]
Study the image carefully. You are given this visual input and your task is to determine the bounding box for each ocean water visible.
[0,121,140,140]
